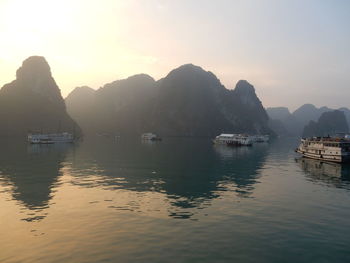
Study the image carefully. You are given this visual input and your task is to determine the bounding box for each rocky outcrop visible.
[293,104,331,127]
[65,86,96,133]
[267,104,341,136]
[66,64,273,137]
[302,110,349,137]
[266,107,291,121]
[0,56,80,136]
[232,80,270,133]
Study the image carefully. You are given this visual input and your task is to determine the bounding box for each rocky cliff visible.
[0,56,80,136]
[66,64,272,137]
[267,104,344,136]
[302,110,349,137]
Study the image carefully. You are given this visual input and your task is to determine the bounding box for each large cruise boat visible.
[296,137,350,163]
[213,134,253,146]
[28,132,74,144]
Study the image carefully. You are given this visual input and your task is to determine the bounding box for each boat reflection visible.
[0,137,269,221]
[68,138,268,219]
[296,157,350,188]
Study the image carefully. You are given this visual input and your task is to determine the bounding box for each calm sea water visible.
[1,137,350,263]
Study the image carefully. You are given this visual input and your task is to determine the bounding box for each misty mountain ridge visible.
[0,56,80,137]
[66,64,272,137]
[2,55,348,140]
[302,110,349,137]
[267,104,350,136]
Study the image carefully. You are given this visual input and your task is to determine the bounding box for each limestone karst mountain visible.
[66,64,272,137]
[302,110,349,137]
[267,104,349,136]
[0,56,80,137]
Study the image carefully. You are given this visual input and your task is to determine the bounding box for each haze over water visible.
[1,137,350,263]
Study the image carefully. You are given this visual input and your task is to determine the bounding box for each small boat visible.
[141,133,162,141]
[28,132,74,144]
[213,134,253,146]
[296,136,350,163]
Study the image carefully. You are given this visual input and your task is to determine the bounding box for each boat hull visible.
[296,149,350,163]
[28,133,74,144]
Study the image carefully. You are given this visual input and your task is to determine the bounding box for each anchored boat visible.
[213,134,253,146]
[141,133,162,141]
[28,132,74,144]
[296,137,350,163]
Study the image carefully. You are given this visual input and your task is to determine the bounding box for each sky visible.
[0,0,349,111]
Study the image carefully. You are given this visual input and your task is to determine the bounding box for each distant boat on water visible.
[27,132,74,144]
[213,134,253,146]
[213,133,269,146]
[141,133,162,141]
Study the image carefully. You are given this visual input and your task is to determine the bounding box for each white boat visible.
[141,133,162,141]
[296,137,350,163]
[213,134,253,146]
[28,132,74,144]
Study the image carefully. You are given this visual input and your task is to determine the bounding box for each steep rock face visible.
[266,107,291,120]
[266,106,300,136]
[151,65,271,136]
[66,74,156,135]
[338,107,350,128]
[267,104,337,136]
[231,80,270,133]
[292,104,331,127]
[65,86,96,133]
[302,110,349,137]
[95,74,156,134]
[66,64,273,137]
[150,64,229,136]
[234,80,259,107]
[0,56,80,136]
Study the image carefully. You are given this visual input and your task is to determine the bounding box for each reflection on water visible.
[66,138,268,219]
[296,157,350,189]
[0,138,268,221]
[2,138,350,263]
[0,141,72,221]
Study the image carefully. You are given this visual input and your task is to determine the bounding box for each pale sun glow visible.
[0,0,349,110]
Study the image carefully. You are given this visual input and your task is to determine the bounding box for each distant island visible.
[0,56,79,137]
[302,110,349,137]
[0,57,273,138]
[267,104,350,137]
[66,63,272,137]
[2,56,349,139]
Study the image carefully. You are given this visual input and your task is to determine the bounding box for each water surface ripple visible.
[1,137,350,262]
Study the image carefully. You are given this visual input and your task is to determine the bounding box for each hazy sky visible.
[0,0,349,111]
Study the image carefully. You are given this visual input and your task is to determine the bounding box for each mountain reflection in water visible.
[0,138,268,221]
[66,138,268,219]
[2,138,350,263]
[0,141,71,222]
